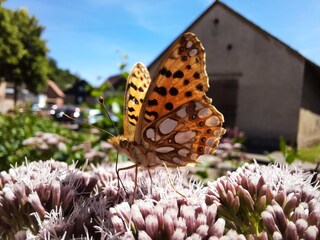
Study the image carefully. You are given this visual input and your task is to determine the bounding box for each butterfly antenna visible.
[99,96,120,136]
[62,113,116,138]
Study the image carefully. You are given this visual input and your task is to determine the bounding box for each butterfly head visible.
[108,136,130,151]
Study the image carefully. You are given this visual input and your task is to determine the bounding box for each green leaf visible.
[279,136,287,155]
[91,89,103,97]
[286,149,298,164]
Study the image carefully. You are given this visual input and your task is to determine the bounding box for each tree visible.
[0,3,24,76]
[0,2,49,105]
[47,58,82,91]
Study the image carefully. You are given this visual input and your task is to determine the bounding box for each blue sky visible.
[4,0,320,86]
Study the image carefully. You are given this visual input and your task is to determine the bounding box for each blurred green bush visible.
[0,110,92,171]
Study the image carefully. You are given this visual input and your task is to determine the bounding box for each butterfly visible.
[108,32,225,188]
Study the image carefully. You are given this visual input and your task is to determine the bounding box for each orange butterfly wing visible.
[135,32,225,166]
[123,63,151,141]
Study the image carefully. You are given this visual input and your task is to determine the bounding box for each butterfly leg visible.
[133,163,139,204]
[146,167,153,195]
[116,163,138,202]
[115,151,129,200]
[145,164,162,195]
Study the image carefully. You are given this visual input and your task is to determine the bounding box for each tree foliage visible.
[47,58,83,91]
[0,2,48,104]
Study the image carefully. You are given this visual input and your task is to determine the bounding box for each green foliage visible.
[279,136,298,164]
[47,58,83,91]
[0,110,91,171]
[298,144,320,163]
[90,89,124,141]
[0,5,48,101]
[118,53,128,72]
[89,58,128,140]
[0,5,25,68]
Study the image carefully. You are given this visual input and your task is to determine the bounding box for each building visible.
[64,80,95,106]
[46,80,65,106]
[0,80,65,112]
[148,1,320,151]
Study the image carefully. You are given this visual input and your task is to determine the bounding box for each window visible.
[208,79,238,127]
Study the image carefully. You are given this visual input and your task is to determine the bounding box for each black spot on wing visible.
[159,68,166,75]
[165,102,174,111]
[128,114,138,121]
[185,91,192,97]
[196,84,203,91]
[197,146,204,154]
[129,120,136,126]
[198,121,204,127]
[181,56,188,61]
[173,70,184,78]
[144,110,158,122]
[128,107,135,112]
[159,67,172,78]
[193,72,200,79]
[128,95,139,104]
[128,82,138,91]
[190,114,197,120]
[155,86,167,96]
[148,99,158,106]
[169,87,178,96]
[165,71,172,78]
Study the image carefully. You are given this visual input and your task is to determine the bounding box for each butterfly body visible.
[108,32,225,169]
[108,136,160,167]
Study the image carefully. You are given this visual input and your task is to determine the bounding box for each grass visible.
[298,144,320,163]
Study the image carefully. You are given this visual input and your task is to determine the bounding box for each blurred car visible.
[83,109,104,124]
[49,105,82,130]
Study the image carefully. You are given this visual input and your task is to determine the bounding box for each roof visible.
[64,80,91,94]
[148,0,320,72]
[101,73,127,89]
[48,80,65,98]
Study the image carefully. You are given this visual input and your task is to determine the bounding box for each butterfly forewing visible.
[123,63,151,141]
[134,32,225,166]
[136,33,212,142]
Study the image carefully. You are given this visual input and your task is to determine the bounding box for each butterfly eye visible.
[120,139,129,148]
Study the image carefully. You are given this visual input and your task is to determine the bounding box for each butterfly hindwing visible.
[142,100,225,166]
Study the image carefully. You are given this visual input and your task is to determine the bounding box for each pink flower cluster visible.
[0,160,319,239]
[207,163,320,239]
